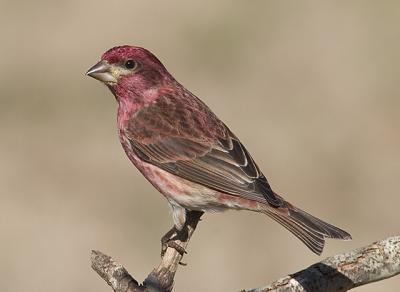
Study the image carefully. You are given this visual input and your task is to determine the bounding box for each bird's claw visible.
[167,241,186,255]
[160,226,188,257]
[161,240,169,257]
[161,239,187,257]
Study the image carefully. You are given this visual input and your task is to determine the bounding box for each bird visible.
[86,45,351,255]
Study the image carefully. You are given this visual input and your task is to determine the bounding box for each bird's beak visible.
[86,60,117,84]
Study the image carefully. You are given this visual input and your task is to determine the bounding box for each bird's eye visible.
[124,59,136,69]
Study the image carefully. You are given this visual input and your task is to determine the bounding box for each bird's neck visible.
[109,68,181,131]
[113,82,178,131]
[113,87,152,130]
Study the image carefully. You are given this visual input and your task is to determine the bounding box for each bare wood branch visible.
[91,210,203,292]
[91,250,144,292]
[92,218,399,292]
[245,235,400,292]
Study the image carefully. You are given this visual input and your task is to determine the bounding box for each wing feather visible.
[126,95,284,207]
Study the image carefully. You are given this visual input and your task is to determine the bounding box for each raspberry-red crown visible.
[101,45,165,70]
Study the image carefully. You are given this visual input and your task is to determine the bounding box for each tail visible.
[262,200,351,255]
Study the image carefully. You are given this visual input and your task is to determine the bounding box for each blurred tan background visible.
[1,1,399,291]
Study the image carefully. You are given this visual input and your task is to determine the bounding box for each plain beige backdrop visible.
[1,1,399,291]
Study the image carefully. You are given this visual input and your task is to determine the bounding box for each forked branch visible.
[91,210,203,292]
[92,226,400,292]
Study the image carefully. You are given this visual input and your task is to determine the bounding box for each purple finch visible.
[86,45,351,255]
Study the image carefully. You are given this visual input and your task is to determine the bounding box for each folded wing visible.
[126,95,283,207]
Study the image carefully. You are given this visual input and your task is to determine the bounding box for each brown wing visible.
[125,95,352,255]
[126,95,283,207]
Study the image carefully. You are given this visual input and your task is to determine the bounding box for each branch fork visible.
[91,216,400,292]
[92,210,203,292]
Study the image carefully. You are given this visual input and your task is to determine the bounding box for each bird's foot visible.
[160,226,187,257]
[165,241,187,256]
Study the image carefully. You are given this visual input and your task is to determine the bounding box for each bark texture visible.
[92,210,203,292]
[246,235,400,292]
[92,229,400,292]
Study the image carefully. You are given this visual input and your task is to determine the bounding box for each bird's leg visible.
[160,210,204,257]
[160,226,183,256]
[161,206,188,257]
[160,225,189,257]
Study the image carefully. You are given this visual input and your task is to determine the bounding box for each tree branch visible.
[246,235,400,292]
[91,221,399,292]
[91,210,203,292]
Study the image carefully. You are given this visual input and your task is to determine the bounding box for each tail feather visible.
[263,203,351,255]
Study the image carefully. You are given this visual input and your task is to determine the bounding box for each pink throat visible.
[113,88,151,129]
[111,73,179,129]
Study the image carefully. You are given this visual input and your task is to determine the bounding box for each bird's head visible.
[86,46,170,94]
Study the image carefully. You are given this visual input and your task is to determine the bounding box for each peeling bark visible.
[91,226,399,292]
[91,210,203,292]
[246,236,400,292]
